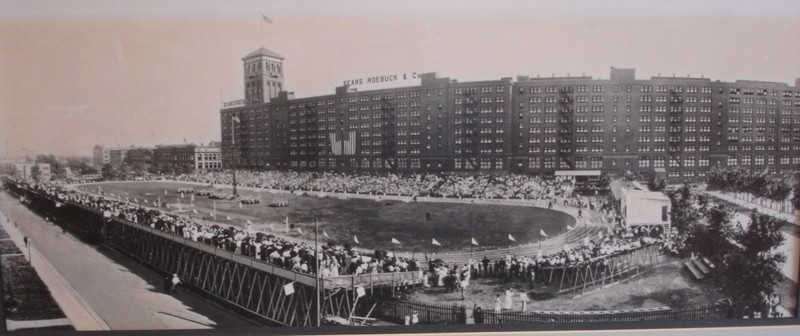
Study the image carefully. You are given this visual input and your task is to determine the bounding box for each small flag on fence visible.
[297,227,304,235]
[192,209,198,214]
[391,238,401,245]
[432,238,441,246]
[323,230,330,239]
[226,215,232,220]
[540,229,548,238]
[283,282,295,296]
[246,219,253,225]
[356,286,366,298]
[471,238,479,246]
[354,235,360,244]
[508,234,516,242]
[143,199,149,204]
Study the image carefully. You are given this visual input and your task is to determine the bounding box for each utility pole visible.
[314,218,321,327]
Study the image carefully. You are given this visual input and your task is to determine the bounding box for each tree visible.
[101,164,115,180]
[691,203,733,265]
[30,164,41,182]
[668,183,702,235]
[724,211,787,309]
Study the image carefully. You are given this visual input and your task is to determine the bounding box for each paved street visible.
[0,192,261,330]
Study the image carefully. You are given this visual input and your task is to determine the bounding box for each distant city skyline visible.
[1,0,799,157]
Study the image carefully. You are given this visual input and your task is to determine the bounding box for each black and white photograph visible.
[0,1,799,335]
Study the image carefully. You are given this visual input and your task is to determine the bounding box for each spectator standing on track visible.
[170,274,180,295]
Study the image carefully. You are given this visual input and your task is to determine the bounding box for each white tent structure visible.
[620,187,671,231]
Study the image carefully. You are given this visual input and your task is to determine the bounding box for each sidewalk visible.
[1,210,111,331]
[704,190,798,224]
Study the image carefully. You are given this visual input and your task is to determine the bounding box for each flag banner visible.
[192,209,198,214]
[508,234,516,242]
[225,215,231,220]
[232,115,241,123]
[210,212,215,217]
[432,238,441,246]
[110,193,115,197]
[246,219,253,225]
[262,15,273,24]
[540,229,548,238]
[323,230,330,238]
[471,237,478,246]
[356,286,366,298]
[134,198,138,202]
[354,235,360,244]
[283,282,295,296]
[328,131,357,155]
[144,199,148,203]
[391,238,401,245]
[297,227,304,235]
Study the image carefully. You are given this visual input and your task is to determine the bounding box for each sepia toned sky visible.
[1,0,799,157]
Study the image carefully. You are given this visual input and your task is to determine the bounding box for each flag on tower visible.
[432,238,441,246]
[262,15,273,24]
[391,238,401,245]
[471,238,479,246]
[508,234,516,242]
[540,229,548,238]
[353,235,360,244]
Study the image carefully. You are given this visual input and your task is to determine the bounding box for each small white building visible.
[195,142,222,172]
[620,186,671,231]
[13,163,52,181]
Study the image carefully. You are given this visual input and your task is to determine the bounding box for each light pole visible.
[231,114,239,198]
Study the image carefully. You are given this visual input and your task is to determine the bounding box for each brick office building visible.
[221,47,800,181]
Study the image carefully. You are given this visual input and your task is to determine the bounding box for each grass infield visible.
[76,181,575,253]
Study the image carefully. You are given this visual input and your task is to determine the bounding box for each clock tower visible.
[242,47,284,104]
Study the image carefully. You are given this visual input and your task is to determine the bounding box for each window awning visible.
[554,170,601,177]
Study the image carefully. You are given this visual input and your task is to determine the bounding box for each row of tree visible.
[668,184,787,312]
[706,166,792,203]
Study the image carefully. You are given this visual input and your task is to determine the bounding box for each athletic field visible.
[75,181,574,253]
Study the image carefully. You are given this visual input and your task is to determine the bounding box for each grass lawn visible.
[76,182,574,253]
[406,257,730,312]
[2,253,66,321]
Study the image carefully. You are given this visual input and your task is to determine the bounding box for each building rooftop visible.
[242,47,284,60]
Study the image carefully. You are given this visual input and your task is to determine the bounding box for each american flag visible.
[328,131,357,155]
